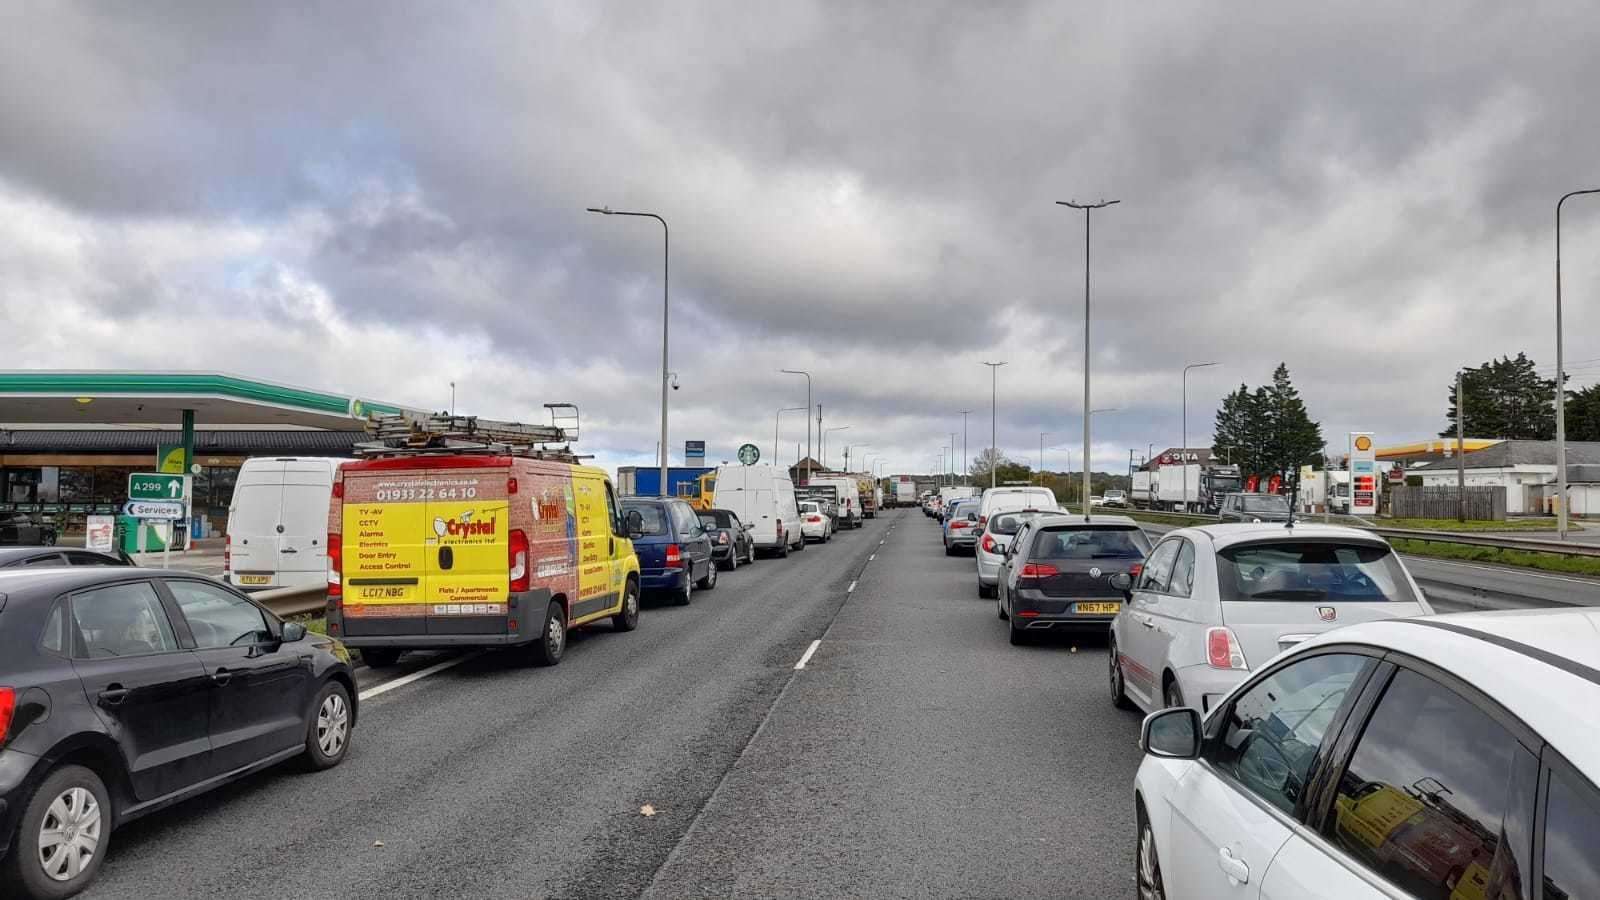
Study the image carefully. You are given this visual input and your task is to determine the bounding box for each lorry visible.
[1131,470,1155,509]
[1154,463,1200,512]
[809,475,864,528]
[616,465,712,500]
[1198,464,1244,515]
[893,478,917,508]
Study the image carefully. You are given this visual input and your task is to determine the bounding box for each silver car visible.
[1107,523,1432,715]
[974,509,1053,598]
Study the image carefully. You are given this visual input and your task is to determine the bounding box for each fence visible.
[1383,486,1506,521]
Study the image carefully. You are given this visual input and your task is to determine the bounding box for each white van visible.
[225,456,348,590]
[809,476,864,529]
[713,464,805,557]
[977,486,1058,527]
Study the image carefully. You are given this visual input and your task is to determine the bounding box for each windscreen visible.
[799,502,819,514]
[622,502,669,536]
[1217,542,1419,603]
[1242,494,1290,513]
[1030,526,1151,560]
[988,513,1027,535]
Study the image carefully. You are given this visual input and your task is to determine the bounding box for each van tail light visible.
[223,534,232,576]
[326,534,342,599]
[978,515,988,528]
[665,544,683,569]
[981,534,997,553]
[331,479,344,499]
[1206,627,1248,670]
[509,529,530,592]
[1019,562,1060,579]
[0,687,14,746]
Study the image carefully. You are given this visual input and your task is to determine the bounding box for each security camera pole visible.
[587,205,670,496]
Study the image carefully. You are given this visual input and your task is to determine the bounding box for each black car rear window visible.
[1216,541,1418,603]
[622,503,668,536]
[705,511,734,528]
[1030,526,1150,559]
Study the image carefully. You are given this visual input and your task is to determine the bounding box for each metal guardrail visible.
[253,584,329,618]
[1127,509,1600,559]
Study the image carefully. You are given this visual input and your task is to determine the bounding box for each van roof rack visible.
[355,412,582,462]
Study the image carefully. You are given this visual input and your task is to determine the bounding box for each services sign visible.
[1348,432,1378,516]
[124,500,186,520]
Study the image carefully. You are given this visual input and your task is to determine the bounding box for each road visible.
[82,510,1142,899]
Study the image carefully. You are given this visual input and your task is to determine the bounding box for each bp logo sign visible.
[737,443,761,465]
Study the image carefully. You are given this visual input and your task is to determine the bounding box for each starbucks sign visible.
[737,443,761,465]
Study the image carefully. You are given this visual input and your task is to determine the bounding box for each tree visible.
[1209,365,1323,485]
[969,449,1032,486]
[1440,352,1556,440]
[1211,385,1251,469]
[1567,384,1600,442]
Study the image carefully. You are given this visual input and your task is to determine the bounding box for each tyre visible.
[1137,804,1167,900]
[1163,677,1184,709]
[2,764,110,900]
[1008,616,1028,645]
[612,578,640,632]
[41,531,58,547]
[1108,635,1134,710]
[943,542,955,556]
[744,542,756,565]
[795,535,807,552]
[978,581,995,599]
[301,680,353,771]
[361,648,402,669]
[675,575,693,606]
[528,600,568,665]
[696,559,718,590]
[778,539,790,559]
[716,551,735,572]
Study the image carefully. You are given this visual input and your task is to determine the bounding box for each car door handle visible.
[1140,616,1156,628]
[97,686,130,707]
[211,669,233,686]
[1217,847,1250,884]
[280,548,298,554]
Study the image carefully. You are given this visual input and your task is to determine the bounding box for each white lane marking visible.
[847,580,857,593]
[794,639,821,670]
[869,553,876,561]
[359,653,476,701]
[879,539,885,546]
[1402,555,1600,586]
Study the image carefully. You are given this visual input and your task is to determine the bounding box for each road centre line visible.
[847,580,857,593]
[869,553,876,561]
[359,652,477,701]
[794,639,822,670]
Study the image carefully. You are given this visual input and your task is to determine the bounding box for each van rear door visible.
[227,461,285,588]
[275,460,336,588]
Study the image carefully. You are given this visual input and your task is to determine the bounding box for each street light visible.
[774,406,807,464]
[780,370,813,483]
[1059,199,1119,519]
[982,361,1008,489]
[846,444,870,472]
[959,410,972,486]
[1182,362,1220,514]
[824,426,851,470]
[1556,190,1600,539]
[589,205,670,496]
[1039,432,1052,486]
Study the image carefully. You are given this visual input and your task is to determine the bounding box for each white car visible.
[1132,607,1600,900]
[798,501,833,542]
[974,509,1055,598]
[1108,523,1432,716]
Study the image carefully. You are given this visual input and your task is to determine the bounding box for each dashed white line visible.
[359,652,477,701]
[869,553,876,561]
[794,639,822,670]
[847,580,858,593]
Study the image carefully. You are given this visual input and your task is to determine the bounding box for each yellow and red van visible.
[324,454,640,667]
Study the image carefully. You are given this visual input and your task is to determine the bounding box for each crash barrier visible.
[254,583,329,618]
[1125,510,1600,559]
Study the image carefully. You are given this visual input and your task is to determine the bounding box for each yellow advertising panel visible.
[343,502,428,605]
[573,476,609,602]
[426,499,510,608]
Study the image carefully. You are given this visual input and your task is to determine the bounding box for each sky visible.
[5,1,1600,478]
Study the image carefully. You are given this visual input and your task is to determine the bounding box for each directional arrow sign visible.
[124,500,186,520]
[128,473,189,501]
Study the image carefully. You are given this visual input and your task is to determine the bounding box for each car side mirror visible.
[281,621,308,643]
[1109,572,1133,596]
[626,510,645,538]
[1139,707,1202,759]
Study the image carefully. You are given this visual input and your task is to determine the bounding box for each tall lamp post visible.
[588,205,670,496]
[1556,190,1600,539]
[774,406,807,464]
[1039,432,1052,486]
[781,370,812,483]
[1182,362,1220,513]
[982,361,1008,489]
[1080,407,1119,516]
[1057,198,1120,520]
[959,410,972,486]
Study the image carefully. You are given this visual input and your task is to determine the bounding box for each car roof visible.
[0,566,203,600]
[1164,522,1389,549]
[1028,513,1141,528]
[1299,610,1600,782]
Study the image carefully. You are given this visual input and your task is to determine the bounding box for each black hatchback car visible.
[997,514,1151,645]
[697,509,756,571]
[0,567,357,899]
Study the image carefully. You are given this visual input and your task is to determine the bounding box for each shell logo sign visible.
[1353,435,1373,452]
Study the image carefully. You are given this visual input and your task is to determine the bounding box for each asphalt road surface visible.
[82,510,1142,899]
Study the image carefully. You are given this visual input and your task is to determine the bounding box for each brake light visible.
[1206,627,1247,670]
[719,532,730,544]
[951,520,971,530]
[1129,562,1143,579]
[0,687,13,745]
[978,515,988,528]
[331,480,344,499]
[326,534,342,599]
[223,534,232,576]
[665,544,683,569]
[508,477,519,495]
[1019,562,1059,578]
[981,534,997,553]
[807,515,822,523]
[509,529,530,592]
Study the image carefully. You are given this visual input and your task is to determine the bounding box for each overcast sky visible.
[5,1,1600,476]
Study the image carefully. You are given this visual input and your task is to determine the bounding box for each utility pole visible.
[959,410,972,486]
[816,403,823,479]
[782,370,812,484]
[1040,432,1053,486]
[982,361,1007,490]
[1457,370,1467,523]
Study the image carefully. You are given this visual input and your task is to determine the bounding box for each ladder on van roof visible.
[356,410,585,462]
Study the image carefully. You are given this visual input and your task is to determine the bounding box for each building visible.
[1408,440,1600,515]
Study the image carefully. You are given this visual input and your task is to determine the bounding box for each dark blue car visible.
[621,498,718,605]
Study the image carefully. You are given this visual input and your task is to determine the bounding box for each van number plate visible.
[355,586,412,600]
[236,574,271,586]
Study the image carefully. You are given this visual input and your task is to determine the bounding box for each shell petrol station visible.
[0,371,425,549]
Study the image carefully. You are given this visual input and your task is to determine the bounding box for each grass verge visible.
[1388,537,1600,578]
[1380,517,1575,533]
[284,612,328,635]
[1124,509,1213,528]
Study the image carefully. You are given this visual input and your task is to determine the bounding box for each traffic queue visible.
[0,415,873,900]
[924,483,1600,900]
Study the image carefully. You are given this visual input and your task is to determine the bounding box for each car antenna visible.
[1285,470,1299,530]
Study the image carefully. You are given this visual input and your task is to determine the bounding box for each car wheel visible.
[2,764,110,900]
[717,552,734,572]
[361,648,402,669]
[675,575,693,606]
[1163,678,1184,709]
[1108,635,1133,710]
[978,581,995,599]
[1137,803,1166,900]
[41,531,58,547]
[778,539,789,559]
[1007,615,1028,645]
[696,559,718,590]
[744,543,756,565]
[301,680,353,771]
[943,542,955,556]
[612,579,640,632]
[528,600,568,665]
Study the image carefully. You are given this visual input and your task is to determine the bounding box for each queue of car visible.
[933,483,1600,899]
[0,437,869,898]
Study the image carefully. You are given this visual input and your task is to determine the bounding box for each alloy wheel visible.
[1138,818,1165,900]
[37,787,101,883]
[317,692,350,758]
[547,609,566,657]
